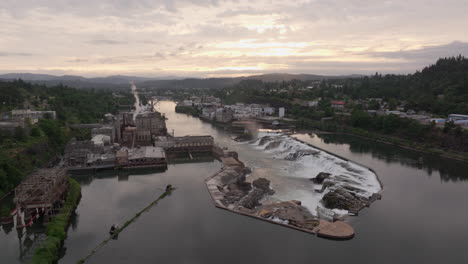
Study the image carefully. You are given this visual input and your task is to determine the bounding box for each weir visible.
[205,145,355,240]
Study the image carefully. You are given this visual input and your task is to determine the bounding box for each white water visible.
[249,131,382,216]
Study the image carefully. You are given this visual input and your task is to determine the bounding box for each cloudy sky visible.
[1,0,468,77]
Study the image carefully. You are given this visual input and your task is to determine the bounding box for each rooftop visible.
[128,146,166,160]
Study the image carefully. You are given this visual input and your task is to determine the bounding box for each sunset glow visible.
[0,0,467,77]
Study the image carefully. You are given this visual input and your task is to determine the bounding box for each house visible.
[330,101,345,109]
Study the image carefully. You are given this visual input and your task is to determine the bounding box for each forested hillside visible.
[214,56,468,116]
[0,80,133,199]
[0,79,133,123]
[343,56,468,115]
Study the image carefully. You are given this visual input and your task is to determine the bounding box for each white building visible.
[279,107,285,118]
[448,114,468,121]
[307,101,319,107]
[249,104,263,117]
[262,107,275,115]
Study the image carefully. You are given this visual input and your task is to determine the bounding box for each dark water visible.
[2,101,468,264]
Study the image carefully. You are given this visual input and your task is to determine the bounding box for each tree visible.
[30,126,41,137]
[14,127,27,142]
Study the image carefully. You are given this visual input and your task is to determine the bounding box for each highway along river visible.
[2,101,468,264]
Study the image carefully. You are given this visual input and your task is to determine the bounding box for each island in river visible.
[205,130,383,239]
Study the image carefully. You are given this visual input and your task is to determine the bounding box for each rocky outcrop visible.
[252,178,275,195]
[265,140,282,150]
[219,167,243,185]
[311,172,331,184]
[240,188,265,209]
[239,178,274,209]
[321,188,368,213]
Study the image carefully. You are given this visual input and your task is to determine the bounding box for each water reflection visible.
[72,168,168,186]
[315,133,468,182]
[0,221,47,262]
[71,155,215,186]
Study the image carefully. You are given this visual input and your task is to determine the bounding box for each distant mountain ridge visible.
[0,72,364,89]
[237,73,363,82]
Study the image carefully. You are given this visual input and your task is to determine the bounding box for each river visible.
[2,101,468,263]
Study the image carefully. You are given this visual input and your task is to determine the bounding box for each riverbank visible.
[298,117,468,163]
[31,177,81,264]
[296,125,468,164]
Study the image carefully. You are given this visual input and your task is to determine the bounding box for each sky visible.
[1,0,468,78]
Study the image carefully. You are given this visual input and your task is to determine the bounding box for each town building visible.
[116,146,167,168]
[279,107,285,118]
[331,101,345,109]
[262,107,275,115]
[11,109,56,123]
[135,112,167,138]
[448,114,468,121]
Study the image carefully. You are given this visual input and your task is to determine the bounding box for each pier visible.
[14,168,69,224]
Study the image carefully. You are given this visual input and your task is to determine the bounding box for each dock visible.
[14,168,69,224]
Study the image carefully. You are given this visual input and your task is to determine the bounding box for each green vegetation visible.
[175,105,200,116]
[204,56,468,116]
[0,79,134,197]
[0,79,134,123]
[31,177,81,264]
[76,188,174,264]
[168,57,468,160]
[295,115,468,162]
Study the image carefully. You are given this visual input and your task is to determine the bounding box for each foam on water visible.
[250,131,382,216]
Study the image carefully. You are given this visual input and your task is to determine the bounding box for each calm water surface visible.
[2,101,468,264]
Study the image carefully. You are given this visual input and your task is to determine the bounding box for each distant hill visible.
[137,73,362,89]
[0,73,157,90]
[238,73,363,82]
[0,72,363,90]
